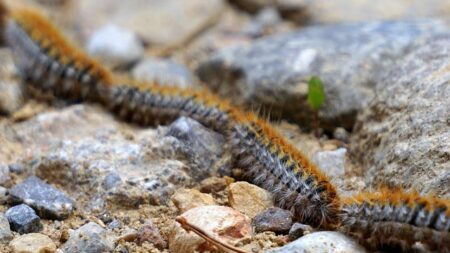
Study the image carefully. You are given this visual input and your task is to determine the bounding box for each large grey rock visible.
[61,222,114,253]
[197,20,448,130]
[76,0,225,47]
[351,34,450,197]
[266,231,366,253]
[9,176,75,220]
[5,204,42,234]
[0,213,13,243]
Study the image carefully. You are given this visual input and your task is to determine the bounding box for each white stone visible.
[87,24,144,67]
[312,148,347,177]
[266,231,367,253]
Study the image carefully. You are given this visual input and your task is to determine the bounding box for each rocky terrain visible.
[0,0,449,252]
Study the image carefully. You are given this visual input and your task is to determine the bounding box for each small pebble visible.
[107,219,121,230]
[333,127,350,143]
[228,181,274,218]
[87,24,144,68]
[0,49,23,115]
[0,213,13,243]
[0,186,8,204]
[61,222,114,253]
[0,163,12,187]
[117,228,138,242]
[199,177,228,193]
[5,204,42,234]
[132,57,194,88]
[9,176,74,220]
[288,223,313,241]
[102,173,122,190]
[9,233,56,253]
[252,207,293,234]
[266,231,367,253]
[171,188,216,213]
[137,220,166,249]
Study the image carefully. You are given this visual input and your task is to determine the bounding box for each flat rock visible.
[5,204,42,234]
[9,233,56,253]
[9,104,223,207]
[352,34,450,197]
[197,20,448,130]
[171,205,252,252]
[171,188,216,213]
[228,181,273,218]
[0,213,13,243]
[76,0,225,47]
[9,176,74,220]
[252,207,293,233]
[132,58,194,88]
[61,222,114,253]
[87,24,144,68]
[266,231,366,253]
[298,0,450,24]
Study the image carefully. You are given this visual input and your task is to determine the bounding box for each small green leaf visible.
[307,76,325,111]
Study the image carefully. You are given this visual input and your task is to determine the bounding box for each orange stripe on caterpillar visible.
[107,81,340,228]
[3,5,340,230]
[231,113,340,228]
[340,188,450,252]
[4,7,112,101]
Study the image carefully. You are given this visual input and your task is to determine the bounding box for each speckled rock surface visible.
[6,105,227,208]
[166,116,227,180]
[351,35,450,197]
[8,176,74,220]
[266,231,366,253]
[296,0,450,24]
[61,222,114,253]
[5,204,42,234]
[197,20,448,129]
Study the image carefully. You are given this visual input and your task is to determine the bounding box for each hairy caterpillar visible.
[3,3,450,251]
[3,6,340,229]
[4,8,112,102]
[340,188,450,252]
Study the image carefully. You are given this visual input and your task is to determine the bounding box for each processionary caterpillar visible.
[1,3,449,252]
